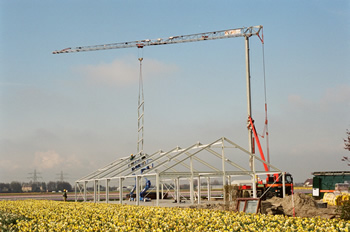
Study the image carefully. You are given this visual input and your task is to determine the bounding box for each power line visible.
[27,169,42,183]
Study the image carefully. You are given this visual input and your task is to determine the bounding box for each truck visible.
[244,117,294,199]
[237,173,294,199]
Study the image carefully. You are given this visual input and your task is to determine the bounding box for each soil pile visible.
[264,193,337,218]
[186,193,337,218]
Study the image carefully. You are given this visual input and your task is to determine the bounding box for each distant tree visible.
[212,179,220,185]
[47,181,57,192]
[31,182,41,192]
[10,181,22,193]
[345,129,350,151]
[56,181,72,192]
[0,183,10,193]
[41,182,47,192]
[193,179,198,187]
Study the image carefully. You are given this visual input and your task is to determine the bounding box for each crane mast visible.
[52,26,262,54]
[53,25,265,198]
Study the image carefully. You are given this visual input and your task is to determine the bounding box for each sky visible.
[1,1,349,185]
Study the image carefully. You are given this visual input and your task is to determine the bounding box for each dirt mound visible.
[183,193,337,218]
[265,193,336,218]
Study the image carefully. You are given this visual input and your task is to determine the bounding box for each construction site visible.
[53,26,348,218]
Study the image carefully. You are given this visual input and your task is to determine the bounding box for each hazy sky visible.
[1,1,349,184]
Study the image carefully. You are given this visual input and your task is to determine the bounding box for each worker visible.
[130,154,135,161]
[63,189,67,202]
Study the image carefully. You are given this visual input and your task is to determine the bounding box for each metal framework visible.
[137,57,144,155]
[74,137,287,206]
[53,26,262,54]
[53,25,289,205]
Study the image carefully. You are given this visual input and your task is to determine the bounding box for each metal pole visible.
[161,182,164,200]
[221,141,226,200]
[190,157,194,204]
[75,182,77,202]
[282,172,286,198]
[136,176,140,206]
[97,180,100,202]
[94,180,97,203]
[245,36,257,198]
[119,178,123,204]
[156,173,160,206]
[176,177,180,204]
[228,175,232,202]
[197,176,201,204]
[83,181,87,202]
[207,177,211,201]
[106,179,110,203]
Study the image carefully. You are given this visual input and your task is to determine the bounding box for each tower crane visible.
[53,26,262,54]
[53,25,267,198]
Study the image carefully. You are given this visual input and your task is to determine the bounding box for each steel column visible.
[136,176,140,206]
[207,177,211,201]
[83,181,87,202]
[119,178,123,204]
[97,180,100,202]
[190,157,194,204]
[221,141,226,200]
[75,182,77,202]
[245,36,257,198]
[197,176,201,204]
[106,179,110,203]
[176,177,180,204]
[156,173,160,206]
[282,172,286,198]
[161,182,164,200]
[93,180,97,203]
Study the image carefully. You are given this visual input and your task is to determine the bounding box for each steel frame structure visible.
[74,137,287,206]
[137,57,144,155]
[54,25,289,204]
[53,26,262,54]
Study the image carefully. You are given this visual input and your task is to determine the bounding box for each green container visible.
[312,171,350,198]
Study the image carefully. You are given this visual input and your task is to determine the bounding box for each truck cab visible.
[263,173,293,199]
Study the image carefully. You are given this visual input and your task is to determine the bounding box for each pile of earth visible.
[263,192,337,218]
[185,193,337,218]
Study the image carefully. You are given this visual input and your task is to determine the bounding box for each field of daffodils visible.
[0,200,348,231]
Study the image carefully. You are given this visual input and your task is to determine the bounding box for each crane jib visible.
[52,25,263,54]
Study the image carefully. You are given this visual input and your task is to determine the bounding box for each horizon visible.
[1,1,349,185]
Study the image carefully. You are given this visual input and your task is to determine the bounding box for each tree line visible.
[0,181,72,193]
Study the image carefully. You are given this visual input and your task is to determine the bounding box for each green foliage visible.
[336,200,350,220]
[0,211,31,232]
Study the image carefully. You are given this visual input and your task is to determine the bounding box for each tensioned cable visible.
[257,28,270,168]
[260,31,270,167]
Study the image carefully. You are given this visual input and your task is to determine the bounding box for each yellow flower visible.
[0,199,347,231]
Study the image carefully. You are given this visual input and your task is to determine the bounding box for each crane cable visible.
[258,28,271,167]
